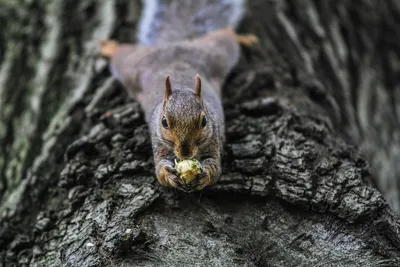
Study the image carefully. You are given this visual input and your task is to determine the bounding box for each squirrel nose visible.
[179,146,191,159]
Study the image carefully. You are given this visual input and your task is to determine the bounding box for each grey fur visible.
[138,0,245,45]
[107,2,244,190]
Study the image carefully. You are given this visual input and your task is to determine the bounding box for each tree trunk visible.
[1,0,400,266]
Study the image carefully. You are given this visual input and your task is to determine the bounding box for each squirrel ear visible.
[195,74,202,98]
[163,76,172,108]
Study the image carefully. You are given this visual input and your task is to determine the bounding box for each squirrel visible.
[99,0,257,192]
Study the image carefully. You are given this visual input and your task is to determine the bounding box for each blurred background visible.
[1,0,400,266]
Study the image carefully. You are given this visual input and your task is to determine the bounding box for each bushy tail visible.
[137,0,245,45]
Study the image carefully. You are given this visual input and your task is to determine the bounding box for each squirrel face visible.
[160,75,210,160]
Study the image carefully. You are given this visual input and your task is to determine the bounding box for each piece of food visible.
[175,159,203,184]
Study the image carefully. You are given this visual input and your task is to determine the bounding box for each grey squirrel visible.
[100,0,257,191]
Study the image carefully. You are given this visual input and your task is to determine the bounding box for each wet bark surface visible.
[1,0,400,266]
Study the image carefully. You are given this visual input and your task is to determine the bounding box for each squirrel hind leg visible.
[209,29,258,48]
[235,34,258,48]
[99,40,119,58]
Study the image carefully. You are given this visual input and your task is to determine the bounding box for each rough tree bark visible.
[1,0,400,266]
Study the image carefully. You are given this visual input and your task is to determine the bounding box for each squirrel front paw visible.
[192,170,212,191]
[156,162,185,189]
[156,159,218,192]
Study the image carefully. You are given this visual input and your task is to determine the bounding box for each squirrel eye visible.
[161,115,169,129]
[200,115,207,128]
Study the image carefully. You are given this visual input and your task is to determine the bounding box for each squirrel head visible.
[160,75,210,160]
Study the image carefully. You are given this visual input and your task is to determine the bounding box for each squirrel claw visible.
[99,39,119,58]
[166,173,185,189]
[163,165,187,189]
[191,171,211,191]
[165,165,178,176]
